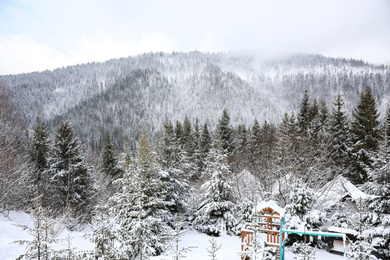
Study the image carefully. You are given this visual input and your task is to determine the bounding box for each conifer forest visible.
[0,52,390,259]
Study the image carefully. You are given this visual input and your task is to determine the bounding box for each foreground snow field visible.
[0,210,344,260]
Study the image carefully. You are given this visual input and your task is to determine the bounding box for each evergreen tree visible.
[101,132,123,180]
[200,123,211,155]
[193,138,237,236]
[350,86,381,184]
[362,164,390,259]
[286,179,314,219]
[181,115,197,180]
[192,118,203,179]
[249,119,261,176]
[175,120,183,145]
[229,124,249,174]
[297,90,310,135]
[206,237,221,260]
[329,94,350,167]
[199,123,212,176]
[30,114,51,206]
[30,114,50,186]
[383,106,390,161]
[111,129,173,259]
[86,190,118,259]
[14,188,58,260]
[217,109,234,154]
[158,118,190,214]
[45,119,94,218]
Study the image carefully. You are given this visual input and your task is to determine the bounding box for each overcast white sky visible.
[0,0,389,75]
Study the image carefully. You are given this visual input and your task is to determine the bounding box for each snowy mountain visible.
[2,52,389,149]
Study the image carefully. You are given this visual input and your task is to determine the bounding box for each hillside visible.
[2,52,390,149]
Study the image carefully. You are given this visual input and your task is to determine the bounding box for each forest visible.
[0,52,389,259]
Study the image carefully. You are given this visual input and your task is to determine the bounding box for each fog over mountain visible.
[2,52,389,149]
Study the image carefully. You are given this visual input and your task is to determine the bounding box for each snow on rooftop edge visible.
[328,226,358,236]
[254,200,286,217]
[341,176,370,200]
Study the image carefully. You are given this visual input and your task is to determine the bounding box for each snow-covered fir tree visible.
[111,129,173,259]
[44,118,94,219]
[181,115,198,180]
[30,114,50,190]
[217,109,235,154]
[291,242,316,260]
[199,122,212,175]
[361,162,390,259]
[286,179,314,219]
[101,132,123,180]
[285,179,325,245]
[14,188,59,260]
[206,236,221,260]
[297,90,310,135]
[157,118,190,214]
[329,94,350,168]
[193,137,237,236]
[86,190,118,260]
[350,86,381,184]
[168,214,195,260]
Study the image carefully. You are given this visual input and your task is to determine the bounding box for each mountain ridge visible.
[2,52,390,150]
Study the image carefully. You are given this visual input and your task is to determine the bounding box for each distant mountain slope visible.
[2,52,390,149]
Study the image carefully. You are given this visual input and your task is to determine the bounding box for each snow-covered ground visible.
[0,210,345,260]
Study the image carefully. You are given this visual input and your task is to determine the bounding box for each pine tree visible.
[45,119,94,218]
[350,86,381,184]
[111,129,173,259]
[193,137,237,236]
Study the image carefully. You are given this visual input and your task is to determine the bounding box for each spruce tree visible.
[193,137,237,236]
[297,90,310,135]
[200,123,211,161]
[329,94,350,167]
[362,164,390,259]
[45,119,94,218]
[14,187,58,260]
[350,86,381,184]
[218,109,234,154]
[101,132,123,180]
[30,114,50,201]
[181,115,197,180]
[111,129,173,259]
[158,118,190,214]
[86,189,118,259]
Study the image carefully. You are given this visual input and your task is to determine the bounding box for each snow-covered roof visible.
[328,226,358,236]
[254,200,286,218]
[314,175,370,210]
